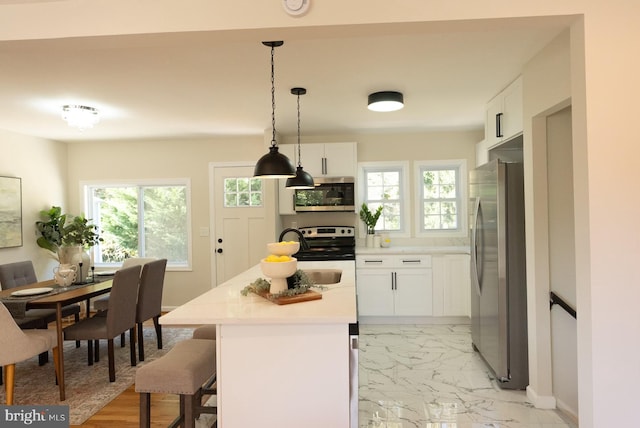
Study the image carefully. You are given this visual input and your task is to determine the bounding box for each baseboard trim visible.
[526,385,557,409]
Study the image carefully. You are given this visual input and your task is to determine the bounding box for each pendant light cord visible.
[296,91,302,167]
[270,44,277,148]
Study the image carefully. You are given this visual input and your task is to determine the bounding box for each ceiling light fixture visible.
[286,87,315,189]
[254,41,296,179]
[61,105,100,130]
[367,91,404,112]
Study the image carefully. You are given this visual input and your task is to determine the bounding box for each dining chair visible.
[0,260,81,384]
[135,259,167,361]
[92,257,156,312]
[0,261,82,325]
[63,265,141,382]
[0,303,61,405]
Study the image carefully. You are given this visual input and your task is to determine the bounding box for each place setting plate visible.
[10,287,54,297]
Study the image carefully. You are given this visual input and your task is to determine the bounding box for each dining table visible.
[0,279,113,401]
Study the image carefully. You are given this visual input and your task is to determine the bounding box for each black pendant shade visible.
[254,145,296,178]
[286,166,315,189]
[254,40,296,179]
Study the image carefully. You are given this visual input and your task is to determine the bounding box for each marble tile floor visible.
[358,324,578,428]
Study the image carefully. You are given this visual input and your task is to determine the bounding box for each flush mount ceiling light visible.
[61,105,100,130]
[254,41,296,179]
[286,87,315,189]
[367,91,404,112]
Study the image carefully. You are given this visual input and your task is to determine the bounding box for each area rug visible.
[0,326,196,425]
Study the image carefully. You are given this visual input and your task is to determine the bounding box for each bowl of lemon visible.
[260,255,297,294]
[266,241,300,256]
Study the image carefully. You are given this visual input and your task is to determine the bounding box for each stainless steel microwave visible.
[294,177,355,212]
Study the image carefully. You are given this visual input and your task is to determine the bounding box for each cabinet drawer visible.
[356,254,431,269]
[356,255,396,268]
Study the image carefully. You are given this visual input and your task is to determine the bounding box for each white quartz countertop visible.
[160,260,357,326]
[356,245,469,255]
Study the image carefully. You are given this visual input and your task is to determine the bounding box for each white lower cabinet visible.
[431,254,470,317]
[356,255,432,317]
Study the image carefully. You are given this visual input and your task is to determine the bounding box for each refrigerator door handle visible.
[471,196,482,296]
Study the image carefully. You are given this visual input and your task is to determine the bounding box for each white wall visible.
[0,130,68,279]
[521,30,572,409]
[65,136,268,306]
[281,129,481,247]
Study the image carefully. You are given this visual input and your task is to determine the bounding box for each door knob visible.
[217,248,223,254]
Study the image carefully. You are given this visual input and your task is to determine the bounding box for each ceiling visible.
[0,17,572,143]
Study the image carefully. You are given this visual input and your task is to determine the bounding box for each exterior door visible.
[212,164,270,285]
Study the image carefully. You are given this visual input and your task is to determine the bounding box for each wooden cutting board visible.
[256,289,322,305]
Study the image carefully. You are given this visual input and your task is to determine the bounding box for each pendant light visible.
[254,41,296,178]
[286,87,315,189]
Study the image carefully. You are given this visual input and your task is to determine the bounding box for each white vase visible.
[366,234,374,248]
[58,245,91,283]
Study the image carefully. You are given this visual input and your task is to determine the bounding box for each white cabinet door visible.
[432,254,470,317]
[485,76,523,150]
[356,269,394,316]
[301,143,326,177]
[303,142,357,177]
[394,269,433,316]
[277,144,296,214]
[323,142,356,177]
[501,77,523,140]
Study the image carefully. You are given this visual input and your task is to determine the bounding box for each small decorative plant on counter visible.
[359,203,383,235]
[241,269,326,301]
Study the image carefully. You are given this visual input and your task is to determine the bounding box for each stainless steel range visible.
[284,226,356,261]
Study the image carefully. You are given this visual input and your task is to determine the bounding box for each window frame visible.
[81,178,193,271]
[413,159,468,238]
[358,161,410,238]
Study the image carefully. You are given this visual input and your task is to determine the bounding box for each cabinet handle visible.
[496,112,503,138]
[364,260,383,264]
[393,272,397,290]
[391,272,395,290]
[402,259,422,264]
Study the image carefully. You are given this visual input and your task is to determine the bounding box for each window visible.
[84,180,191,268]
[415,159,467,237]
[224,177,262,207]
[359,162,410,235]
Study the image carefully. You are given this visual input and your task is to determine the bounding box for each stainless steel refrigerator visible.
[470,159,528,389]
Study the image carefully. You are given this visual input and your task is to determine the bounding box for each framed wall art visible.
[0,176,22,248]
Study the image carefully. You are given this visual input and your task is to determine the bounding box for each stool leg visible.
[138,322,145,361]
[184,394,197,428]
[139,392,151,428]
[74,312,81,348]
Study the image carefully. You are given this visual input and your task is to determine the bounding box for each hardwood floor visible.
[76,386,180,427]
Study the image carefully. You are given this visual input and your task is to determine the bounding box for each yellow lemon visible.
[265,254,280,262]
[278,255,291,262]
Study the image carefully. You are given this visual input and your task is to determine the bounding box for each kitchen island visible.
[160,260,357,428]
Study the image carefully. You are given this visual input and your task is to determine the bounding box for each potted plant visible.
[359,203,383,247]
[36,206,102,282]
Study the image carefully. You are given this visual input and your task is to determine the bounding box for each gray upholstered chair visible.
[93,257,157,312]
[0,261,82,325]
[63,265,141,382]
[0,303,61,405]
[0,260,81,383]
[135,259,167,361]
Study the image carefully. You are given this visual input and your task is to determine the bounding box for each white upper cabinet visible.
[303,142,357,177]
[484,76,523,149]
[277,144,296,215]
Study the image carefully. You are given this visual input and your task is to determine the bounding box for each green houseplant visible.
[36,206,102,267]
[359,203,383,235]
